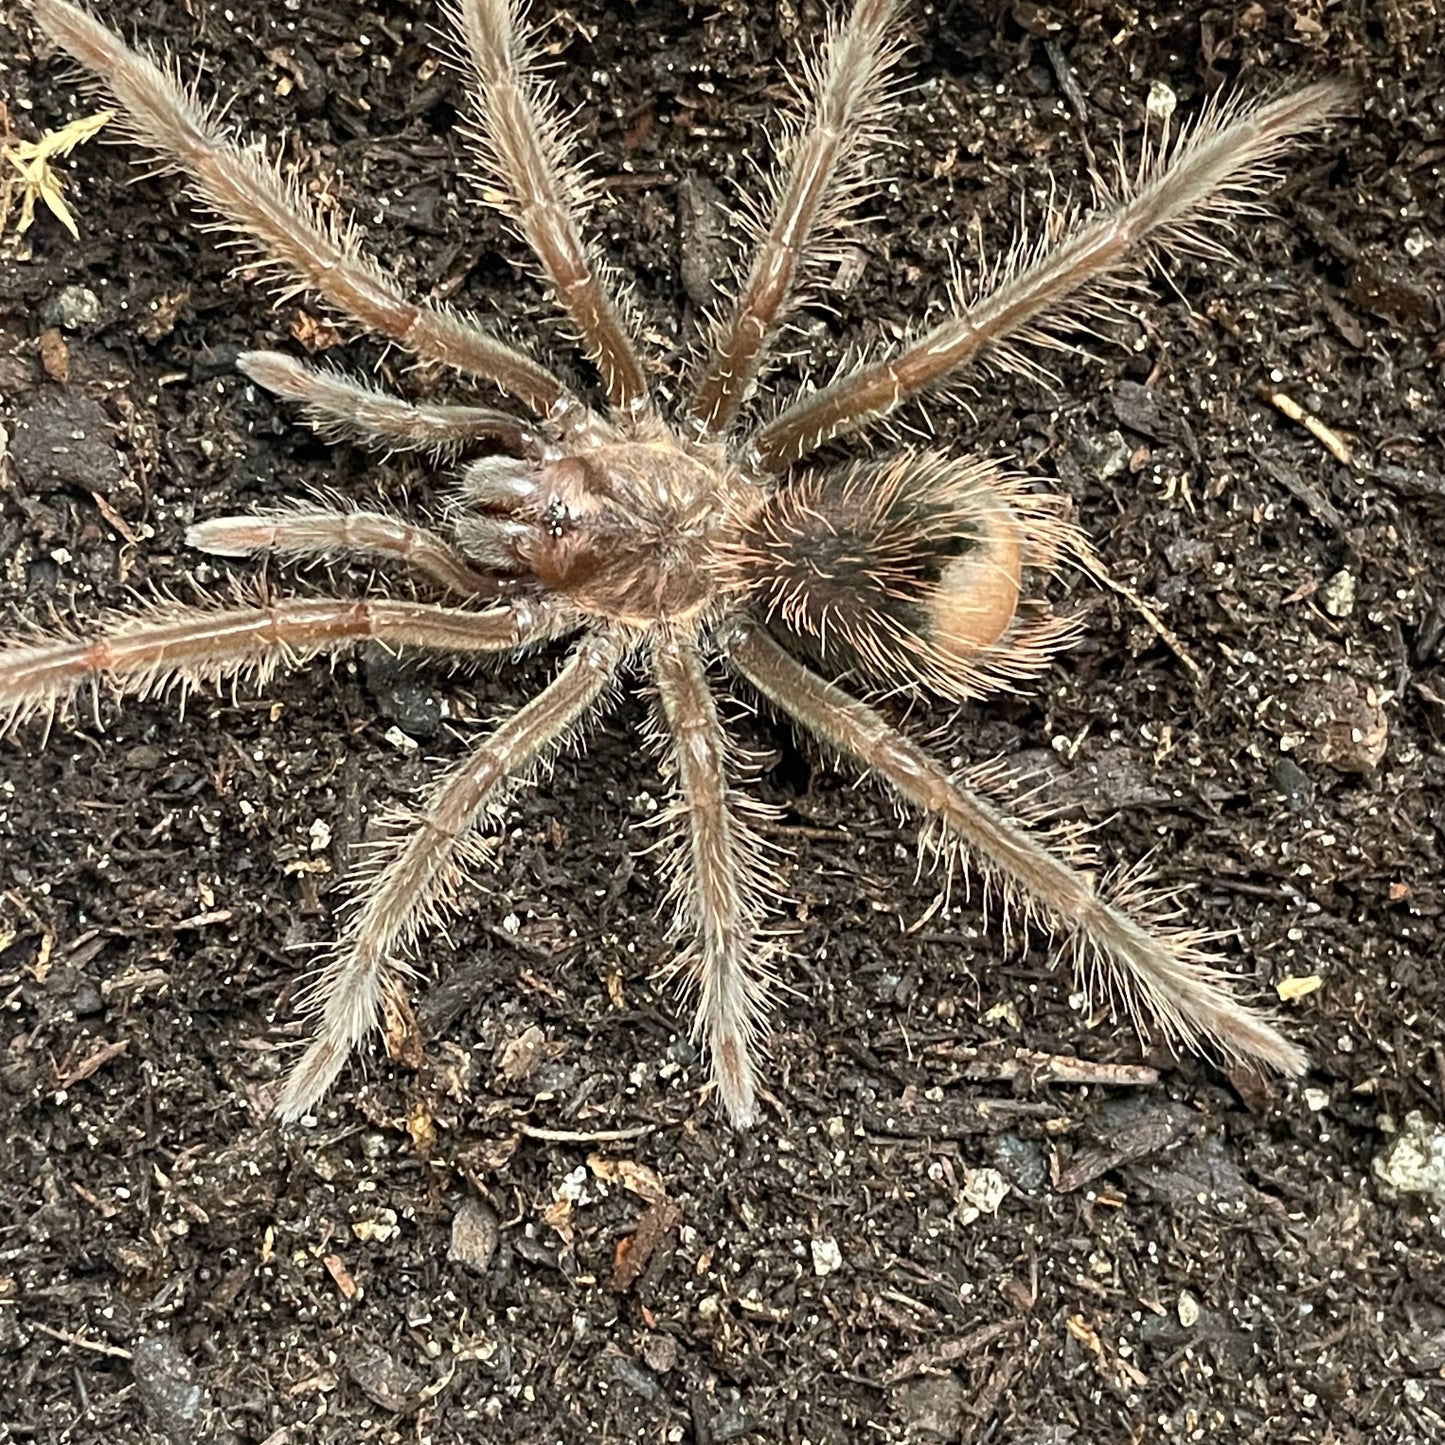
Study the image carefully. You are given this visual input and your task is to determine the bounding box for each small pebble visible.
[450,1198,501,1274]
[1320,568,1356,618]
[811,1236,843,1277]
[41,284,103,330]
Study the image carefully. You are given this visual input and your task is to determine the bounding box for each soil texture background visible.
[1,0,1443,1441]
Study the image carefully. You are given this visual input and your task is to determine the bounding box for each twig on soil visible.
[517,1122,654,1144]
[880,1320,1019,1385]
[1090,564,1206,686]
[27,1320,134,1360]
[54,1038,129,1092]
[925,1045,1159,1087]
[1257,383,1355,466]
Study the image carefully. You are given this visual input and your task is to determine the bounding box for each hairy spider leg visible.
[689,0,904,435]
[752,78,1351,468]
[277,627,628,1120]
[187,506,514,602]
[31,0,569,412]
[237,351,545,459]
[651,632,777,1126]
[451,0,651,413]
[0,596,567,733]
[724,619,1308,1076]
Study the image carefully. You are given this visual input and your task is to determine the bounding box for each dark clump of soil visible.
[2,1,1442,1441]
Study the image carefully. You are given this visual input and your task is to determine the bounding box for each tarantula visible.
[5,0,1345,1126]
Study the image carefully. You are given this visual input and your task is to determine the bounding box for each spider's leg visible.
[0,596,568,732]
[652,631,776,1127]
[238,352,543,459]
[451,0,650,414]
[687,0,903,435]
[32,0,568,413]
[188,507,509,602]
[275,627,627,1121]
[752,80,1351,469]
[723,618,1308,1077]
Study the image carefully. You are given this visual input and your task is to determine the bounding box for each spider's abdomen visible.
[727,451,1086,701]
[903,484,1024,657]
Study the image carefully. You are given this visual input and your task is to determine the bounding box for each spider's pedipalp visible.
[651,632,780,1127]
[448,515,540,573]
[187,506,508,601]
[237,351,543,458]
[31,0,570,412]
[458,454,549,512]
[449,0,651,413]
[0,595,564,736]
[752,75,1352,469]
[689,0,905,435]
[724,620,1308,1077]
[276,627,627,1121]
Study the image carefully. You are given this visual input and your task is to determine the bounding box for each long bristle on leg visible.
[275,628,626,1122]
[753,77,1352,468]
[0,595,560,735]
[725,620,1307,1077]
[650,632,779,1126]
[30,0,568,409]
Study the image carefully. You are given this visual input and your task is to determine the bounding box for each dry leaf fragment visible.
[322,1253,358,1300]
[1,108,112,239]
[588,1154,667,1203]
[610,1197,683,1292]
[1276,974,1323,1002]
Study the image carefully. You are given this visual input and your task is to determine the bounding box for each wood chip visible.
[610,1197,683,1292]
[38,327,69,383]
[55,1038,128,1091]
[880,1320,1018,1385]
[1053,1106,1188,1193]
[322,1253,358,1300]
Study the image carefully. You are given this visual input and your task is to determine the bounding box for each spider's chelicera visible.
[5,0,1347,1125]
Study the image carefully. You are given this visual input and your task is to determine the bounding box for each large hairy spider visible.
[5,0,1346,1126]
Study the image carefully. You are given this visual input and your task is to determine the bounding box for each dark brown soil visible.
[2,1,1443,1441]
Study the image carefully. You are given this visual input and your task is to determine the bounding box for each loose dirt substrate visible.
[1,1,1442,1441]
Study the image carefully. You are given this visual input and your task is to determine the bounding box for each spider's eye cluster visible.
[730,453,1083,700]
[454,455,596,563]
